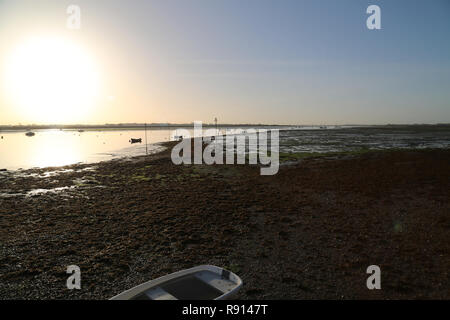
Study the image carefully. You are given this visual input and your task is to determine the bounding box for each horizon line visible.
[1,122,449,130]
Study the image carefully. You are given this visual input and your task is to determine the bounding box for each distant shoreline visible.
[0,123,288,132]
[0,123,449,132]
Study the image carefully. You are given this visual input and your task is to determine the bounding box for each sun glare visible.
[4,36,100,124]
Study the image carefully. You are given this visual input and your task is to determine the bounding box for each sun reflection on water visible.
[29,131,83,168]
[0,129,174,170]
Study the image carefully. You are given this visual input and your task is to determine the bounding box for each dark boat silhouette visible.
[174,135,183,141]
[25,131,35,137]
[129,138,142,144]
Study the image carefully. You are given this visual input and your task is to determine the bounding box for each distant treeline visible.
[0,123,448,132]
[0,123,288,131]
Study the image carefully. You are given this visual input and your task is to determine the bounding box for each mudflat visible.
[0,143,449,299]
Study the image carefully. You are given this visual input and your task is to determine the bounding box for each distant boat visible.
[25,131,35,137]
[78,129,85,133]
[129,138,142,144]
[110,265,242,300]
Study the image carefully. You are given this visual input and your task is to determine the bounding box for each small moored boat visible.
[129,138,142,144]
[25,131,35,137]
[110,265,242,300]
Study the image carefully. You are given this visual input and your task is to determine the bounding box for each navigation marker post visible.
[145,123,148,155]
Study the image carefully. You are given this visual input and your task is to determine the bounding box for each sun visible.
[3,36,100,124]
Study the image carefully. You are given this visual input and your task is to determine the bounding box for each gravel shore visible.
[0,143,449,299]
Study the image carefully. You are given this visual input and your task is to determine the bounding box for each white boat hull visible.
[110,265,243,300]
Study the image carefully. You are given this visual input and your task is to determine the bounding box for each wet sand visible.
[0,143,449,299]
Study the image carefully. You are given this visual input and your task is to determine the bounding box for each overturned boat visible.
[110,265,242,300]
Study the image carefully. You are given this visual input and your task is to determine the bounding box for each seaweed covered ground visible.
[0,143,449,299]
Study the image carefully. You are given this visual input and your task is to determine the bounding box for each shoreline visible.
[0,124,293,133]
[0,145,449,299]
[1,123,448,132]
[2,124,450,171]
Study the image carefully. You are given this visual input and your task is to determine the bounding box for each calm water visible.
[1,126,449,170]
[0,126,280,170]
[0,126,272,170]
[0,129,174,170]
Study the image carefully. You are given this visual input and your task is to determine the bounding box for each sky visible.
[0,0,449,125]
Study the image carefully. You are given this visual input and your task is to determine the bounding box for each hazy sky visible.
[1,0,449,125]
